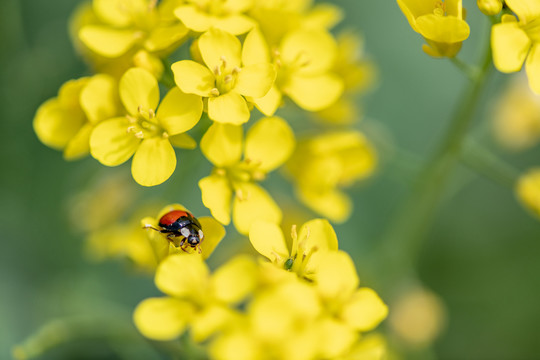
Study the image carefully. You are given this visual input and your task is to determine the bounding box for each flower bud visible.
[477,0,502,16]
[516,168,540,218]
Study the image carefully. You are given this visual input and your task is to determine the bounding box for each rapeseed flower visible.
[491,0,540,93]
[174,0,256,35]
[286,131,376,223]
[199,116,295,234]
[90,67,203,186]
[397,0,470,57]
[76,0,188,78]
[516,168,540,218]
[34,74,121,160]
[172,28,276,125]
[134,253,257,341]
[141,204,225,262]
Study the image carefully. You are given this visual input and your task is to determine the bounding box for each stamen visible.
[126,115,137,123]
[220,56,227,69]
[210,88,220,96]
[215,168,226,176]
[126,126,136,133]
[162,132,169,139]
[148,109,155,119]
[291,224,298,243]
[232,67,242,75]
[214,65,221,76]
[134,131,144,139]
[223,75,233,83]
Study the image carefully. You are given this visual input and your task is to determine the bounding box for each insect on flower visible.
[144,210,204,253]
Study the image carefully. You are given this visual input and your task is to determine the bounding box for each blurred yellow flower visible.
[397,0,470,57]
[76,0,188,78]
[491,0,540,93]
[172,28,276,125]
[492,75,540,151]
[516,168,540,218]
[134,253,257,341]
[174,0,256,35]
[286,131,376,223]
[90,68,202,186]
[34,74,121,160]
[141,204,226,262]
[199,116,295,234]
[477,0,502,16]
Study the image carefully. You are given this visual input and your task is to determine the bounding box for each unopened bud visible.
[477,0,502,16]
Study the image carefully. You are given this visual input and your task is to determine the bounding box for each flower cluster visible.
[134,219,387,360]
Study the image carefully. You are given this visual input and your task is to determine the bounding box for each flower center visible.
[211,56,242,96]
[126,106,167,139]
[433,1,446,17]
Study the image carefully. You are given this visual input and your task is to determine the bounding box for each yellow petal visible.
[285,73,343,111]
[491,22,530,73]
[199,28,242,72]
[209,331,259,360]
[120,68,160,116]
[33,98,85,150]
[341,288,388,331]
[157,87,203,135]
[506,0,540,23]
[249,221,290,262]
[174,5,213,33]
[211,255,257,304]
[198,216,226,259]
[235,63,276,98]
[144,23,189,53]
[169,133,197,149]
[80,74,119,123]
[396,0,438,21]
[526,44,540,94]
[315,251,358,300]
[208,91,251,124]
[280,29,337,75]
[232,182,282,235]
[212,14,256,35]
[199,175,233,225]
[132,137,176,186]
[64,123,93,160]
[201,122,243,166]
[317,318,358,359]
[133,297,193,341]
[242,28,270,65]
[298,187,352,223]
[191,305,236,342]
[171,60,215,97]
[90,117,140,166]
[79,25,137,58]
[302,3,344,29]
[251,85,282,116]
[93,0,147,27]
[155,254,209,298]
[297,218,338,255]
[245,116,294,172]
[415,15,470,43]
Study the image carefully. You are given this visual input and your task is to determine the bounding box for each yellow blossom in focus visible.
[316,31,377,125]
[397,0,470,57]
[34,74,121,160]
[134,253,257,342]
[249,219,337,280]
[199,116,295,234]
[492,75,540,151]
[491,0,540,93]
[516,168,540,218]
[174,0,256,35]
[286,131,377,223]
[389,286,447,347]
[76,0,188,78]
[141,204,226,262]
[172,28,276,125]
[477,0,502,16]
[90,68,203,186]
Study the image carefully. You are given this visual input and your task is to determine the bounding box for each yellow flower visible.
[516,168,540,218]
[397,0,470,57]
[141,204,226,262]
[491,0,540,93]
[492,75,540,151]
[174,0,256,35]
[77,0,188,78]
[286,131,376,223]
[249,219,338,280]
[34,74,121,160]
[172,28,276,125]
[199,116,295,234]
[477,0,502,16]
[90,68,203,186]
[134,253,257,342]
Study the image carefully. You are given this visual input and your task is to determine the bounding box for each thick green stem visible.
[377,40,494,285]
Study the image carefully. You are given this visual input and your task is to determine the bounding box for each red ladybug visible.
[144,210,204,253]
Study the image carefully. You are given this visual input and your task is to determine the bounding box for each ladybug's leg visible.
[142,224,161,232]
[178,238,190,253]
[196,244,202,254]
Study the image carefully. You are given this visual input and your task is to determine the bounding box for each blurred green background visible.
[2,0,540,359]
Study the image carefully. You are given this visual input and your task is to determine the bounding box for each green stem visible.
[377,37,494,285]
[450,56,480,82]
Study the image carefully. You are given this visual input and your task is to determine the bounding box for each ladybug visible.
[144,210,204,253]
